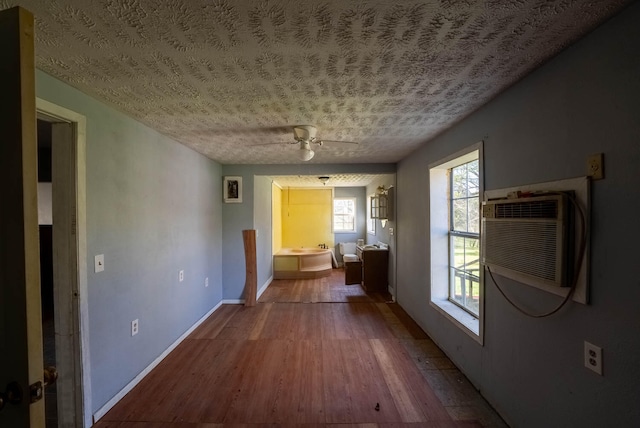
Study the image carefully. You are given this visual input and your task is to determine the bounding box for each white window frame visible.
[429,142,483,344]
[367,195,376,235]
[449,159,480,316]
[333,197,357,233]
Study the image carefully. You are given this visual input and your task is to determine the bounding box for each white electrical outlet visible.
[179,270,184,282]
[205,277,209,287]
[131,319,139,336]
[95,254,105,273]
[587,153,604,180]
[584,341,602,375]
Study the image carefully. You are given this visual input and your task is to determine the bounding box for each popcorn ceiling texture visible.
[6,0,630,164]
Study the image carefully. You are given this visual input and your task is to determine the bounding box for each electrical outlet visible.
[587,153,604,180]
[131,319,139,336]
[205,277,209,287]
[584,341,602,375]
[179,270,184,282]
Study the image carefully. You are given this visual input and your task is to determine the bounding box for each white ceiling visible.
[7,0,630,165]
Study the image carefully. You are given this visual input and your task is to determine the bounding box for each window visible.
[334,198,356,232]
[367,195,376,235]
[429,143,483,342]
[449,160,480,316]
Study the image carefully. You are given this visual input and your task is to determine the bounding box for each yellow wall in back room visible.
[281,188,334,249]
[272,183,282,253]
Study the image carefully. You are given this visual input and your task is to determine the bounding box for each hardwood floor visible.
[96,269,506,428]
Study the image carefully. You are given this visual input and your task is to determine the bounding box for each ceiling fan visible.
[256,125,359,161]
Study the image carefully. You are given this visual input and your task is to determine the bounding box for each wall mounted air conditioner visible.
[482,193,571,289]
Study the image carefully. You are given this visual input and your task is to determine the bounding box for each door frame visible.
[36,98,91,427]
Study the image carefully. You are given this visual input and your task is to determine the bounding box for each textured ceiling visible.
[6,0,631,165]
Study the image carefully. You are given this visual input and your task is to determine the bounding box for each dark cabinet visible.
[345,261,362,285]
[356,246,389,292]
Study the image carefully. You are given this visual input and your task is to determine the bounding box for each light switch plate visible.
[95,254,105,273]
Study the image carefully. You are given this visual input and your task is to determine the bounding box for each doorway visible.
[36,98,91,427]
[37,119,57,427]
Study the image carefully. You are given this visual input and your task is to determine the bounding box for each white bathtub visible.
[273,248,333,279]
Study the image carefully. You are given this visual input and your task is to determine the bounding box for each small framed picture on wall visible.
[223,176,242,203]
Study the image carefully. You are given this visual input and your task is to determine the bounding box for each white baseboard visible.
[92,301,223,423]
[222,299,244,304]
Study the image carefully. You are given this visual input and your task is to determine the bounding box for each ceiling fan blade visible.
[195,126,291,137]
[250,141,298,147]
[318,139,359,146]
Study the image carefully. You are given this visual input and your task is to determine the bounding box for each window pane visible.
[452,236,466,269]
[453,199,468,232]
[464,237,480,273]
[450,267,465,307]
[334,198,356,232]
[452,164,468,198]
[468,197,479,233]
[450,235,480,316]
[468,160,479,197]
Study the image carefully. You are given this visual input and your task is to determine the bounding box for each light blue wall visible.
[396,4,640,426]
[221,164,396,300]
[36,72,224,413]
[334,187,366,263]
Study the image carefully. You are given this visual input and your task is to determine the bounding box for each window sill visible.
[430,298,482,344]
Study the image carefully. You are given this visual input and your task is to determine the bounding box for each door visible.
[0,6,46,427]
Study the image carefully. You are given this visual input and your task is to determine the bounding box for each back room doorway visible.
[37,98,91,427]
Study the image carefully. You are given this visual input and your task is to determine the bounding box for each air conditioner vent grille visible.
[484,221,558,282]
[496,199,558,219]
[482,194,569,288]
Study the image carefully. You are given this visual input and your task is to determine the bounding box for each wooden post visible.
[242,230,257,306]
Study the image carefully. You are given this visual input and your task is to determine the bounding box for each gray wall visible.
[221,164,396,300]
[333,187,366,264]
[36,72,224,413]
[396,4,640,427]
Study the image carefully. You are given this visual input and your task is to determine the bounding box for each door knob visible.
[44,366,58,387]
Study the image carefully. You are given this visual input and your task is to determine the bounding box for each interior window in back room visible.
[334,197,356,233]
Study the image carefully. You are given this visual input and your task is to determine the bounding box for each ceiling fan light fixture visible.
[298,147,315,161]
[298,140,315,161]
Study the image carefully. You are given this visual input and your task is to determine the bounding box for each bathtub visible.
[273,248,333,279]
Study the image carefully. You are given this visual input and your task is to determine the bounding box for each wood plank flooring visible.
[96,269,507,428]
